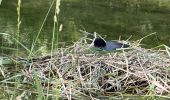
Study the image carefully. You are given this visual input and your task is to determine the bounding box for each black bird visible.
[93,34,129,51]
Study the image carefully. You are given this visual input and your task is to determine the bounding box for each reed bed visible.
[12,35,169,99]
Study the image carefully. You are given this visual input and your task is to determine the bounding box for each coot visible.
[93,37,129,51]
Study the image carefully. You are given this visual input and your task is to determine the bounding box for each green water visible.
[1,0,170,55]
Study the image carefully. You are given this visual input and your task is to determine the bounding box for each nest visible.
[21,37,170,99]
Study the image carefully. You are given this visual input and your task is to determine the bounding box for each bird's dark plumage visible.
[93,37,129,51]
[93,38,106,48]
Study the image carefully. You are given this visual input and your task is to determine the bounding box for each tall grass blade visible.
[51,0,61,55]
[164,45,170,57]
[13,0,21,99]
[29,0,55,58]
[0,33,9,35]
[12,37,32,55]
[33,71,43,100]
[0,33,32,55]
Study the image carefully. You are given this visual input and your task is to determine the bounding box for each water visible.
[1,1,170,99]
[1,0,170,55]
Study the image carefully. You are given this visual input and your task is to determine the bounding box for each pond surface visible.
[1,0,170,99]
[1,0,170,55]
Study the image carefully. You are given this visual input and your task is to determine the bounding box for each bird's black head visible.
[93,38,106,48]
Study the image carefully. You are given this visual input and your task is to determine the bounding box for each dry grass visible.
[14,35,170,99]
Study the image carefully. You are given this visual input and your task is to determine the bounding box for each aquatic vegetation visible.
[1,0,170,99]
[1,34,170,99]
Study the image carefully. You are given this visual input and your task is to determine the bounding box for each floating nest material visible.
[20,36,170,99]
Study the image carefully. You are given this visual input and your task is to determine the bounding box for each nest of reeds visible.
[20,33,170,99]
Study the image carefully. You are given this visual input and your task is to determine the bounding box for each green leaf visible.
[0,57,12,65]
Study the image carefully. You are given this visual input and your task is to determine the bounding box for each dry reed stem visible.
[16,36,170,99]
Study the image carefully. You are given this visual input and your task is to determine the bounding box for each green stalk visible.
[52,0,61,100]
[14,0,21,99]
[51,0,61,55]
[28,0,55,58]
[33,71,43,100]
